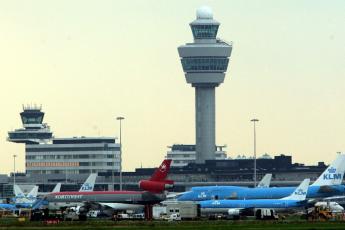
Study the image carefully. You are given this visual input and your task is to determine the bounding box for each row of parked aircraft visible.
[2,154,345,218]
[174,154,345,215]
[0,173,98,210]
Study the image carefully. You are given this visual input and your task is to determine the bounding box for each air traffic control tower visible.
[178,6,232,164]
[8,105,52,144]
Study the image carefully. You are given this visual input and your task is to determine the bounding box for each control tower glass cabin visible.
[8,105,53,144]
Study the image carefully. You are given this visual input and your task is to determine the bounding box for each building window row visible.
[26,162,79,168]
[191,24,219,39]
[26,161,120,168]
[181,57,229,72]
[166,154,195,158]
[26,154,119,160]
[26,146,120,152]
[79,162,120,167]
[28,169,112,175]
[9,132,52,139]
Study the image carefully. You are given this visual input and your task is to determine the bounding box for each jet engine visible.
[138,180,173,193]
[228,209,240,216]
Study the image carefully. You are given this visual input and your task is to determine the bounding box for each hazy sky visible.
[1,0,344,174]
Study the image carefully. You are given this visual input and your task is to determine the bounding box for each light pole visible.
[250,119,259,187]
[65,164,68,184]
[13,154,17,186]
[117,116,125,191]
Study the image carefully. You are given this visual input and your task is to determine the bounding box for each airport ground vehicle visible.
[255,208,279,220]
[153,206,167,219]
[168,213,181,221]
[64,211,80,221]
[116,213,129,220]
[166,201,200,220]
[307,206,333,221]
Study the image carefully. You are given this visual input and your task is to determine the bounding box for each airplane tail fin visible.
[52,183,61,193]
[26,186,39,199]
[312,154,345,186]
[138,159,173,193]
[149,159,172,182]
[257,174,272,188]
[281,179,310,201]
[79,173,97,192]
[13,185,25,198]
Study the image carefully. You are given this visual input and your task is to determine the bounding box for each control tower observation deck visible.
[8,105,53,144]
[178,6,232,164]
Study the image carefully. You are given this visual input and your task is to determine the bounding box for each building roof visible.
[52,137,116,144]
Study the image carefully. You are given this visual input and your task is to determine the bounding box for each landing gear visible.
[144,204,153,220]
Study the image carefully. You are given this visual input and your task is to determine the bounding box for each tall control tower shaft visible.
[178,7,232,164]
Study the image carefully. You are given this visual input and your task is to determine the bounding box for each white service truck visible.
[166,201,200,220]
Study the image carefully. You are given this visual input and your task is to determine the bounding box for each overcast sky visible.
[1,0,344,174]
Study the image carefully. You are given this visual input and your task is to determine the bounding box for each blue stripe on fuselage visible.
[199,199,306,209]
[0,203,16,210]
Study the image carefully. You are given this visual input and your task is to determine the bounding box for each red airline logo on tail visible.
[159,163,167,172]
[138,159,173,193]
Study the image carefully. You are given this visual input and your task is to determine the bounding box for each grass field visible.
[0,219,345,230]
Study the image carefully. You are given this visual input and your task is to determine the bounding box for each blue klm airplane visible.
[0,173,97,211]
[200,179,310,214]
[177,154,345,201]
[0,185,40,210]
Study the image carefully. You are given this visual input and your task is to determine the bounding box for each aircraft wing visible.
[84,201,114,215]
[81,201,114,217]
[83,201,142,216]
[166,192,187,199]
[323,195,345,201]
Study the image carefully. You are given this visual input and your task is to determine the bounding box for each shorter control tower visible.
[8,105,53,144]
[178,6,232,164]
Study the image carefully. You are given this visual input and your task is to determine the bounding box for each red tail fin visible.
[149,159,172,182]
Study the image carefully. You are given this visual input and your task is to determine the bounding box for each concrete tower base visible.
[195,86,216,163]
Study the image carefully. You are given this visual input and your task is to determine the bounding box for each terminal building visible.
[25,137,120,175]
[166,144,227,167]
[8,106,120,175]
